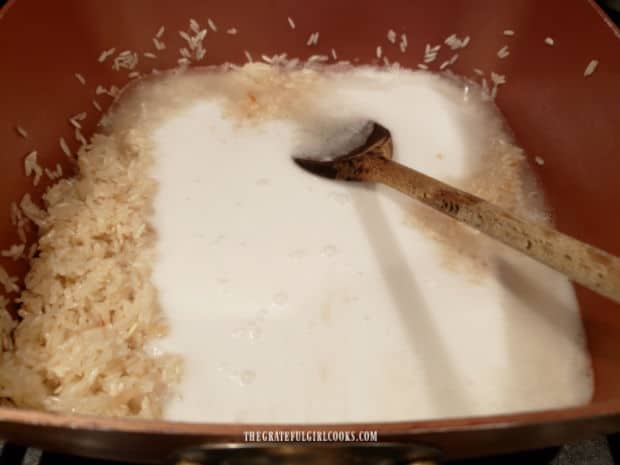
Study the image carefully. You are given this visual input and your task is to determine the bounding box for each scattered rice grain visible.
[306,32,320,46]
[307,55,328,63]
[208,18,217,31]
[24,151,42,186]
[75,128,87,146]
[98,48,115,63]
[387,29,396,44]
[44,163,63,181]
[545,37,554,46]
[153,38,166,51]
[74,73,86,85]
[1,244,25,261]
[112,50,139,71]
[226,28,238,35]
[288,17,295,29]
[504,30,515,36]
[15,126,28,138]
[497,45,510,59]
[535,156,545,166]
[10,202,28,243]
[0,265,19,293]
[190,18,200,33]
[584,59,598,77]
[19,193,46,227]
[491,72,507,85]
[59,137,71,158]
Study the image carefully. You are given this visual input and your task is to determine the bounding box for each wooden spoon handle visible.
[369,156,620,303]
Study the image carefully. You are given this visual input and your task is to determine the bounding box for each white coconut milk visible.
[122,65,593,423]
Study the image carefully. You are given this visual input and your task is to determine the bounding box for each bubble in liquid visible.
[231,327,245,338]
[321,245,338,257]
[273,292,288,305]
[239,370,256,385]
[247,324,262,341]
[289,248,307,259]
[211,234,226,245]
[328,191,350,205]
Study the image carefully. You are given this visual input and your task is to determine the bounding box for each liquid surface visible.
[113,64,592,423]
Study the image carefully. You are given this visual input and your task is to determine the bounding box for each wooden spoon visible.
[293,122,620,304]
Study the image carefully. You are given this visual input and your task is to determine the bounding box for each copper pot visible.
[1,0,620,463]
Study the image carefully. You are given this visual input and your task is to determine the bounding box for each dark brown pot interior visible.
[1,0,620,462]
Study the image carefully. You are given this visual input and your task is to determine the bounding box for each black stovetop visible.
[0,436,618,465]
